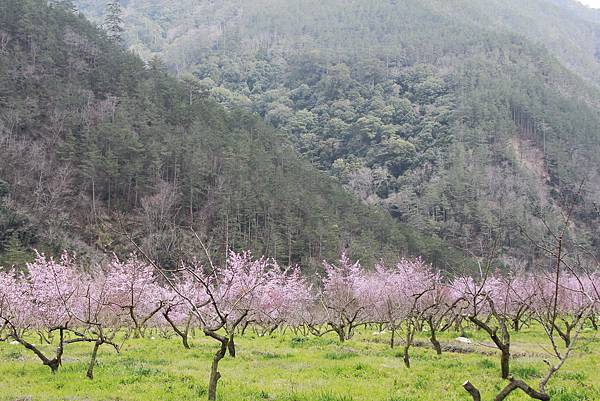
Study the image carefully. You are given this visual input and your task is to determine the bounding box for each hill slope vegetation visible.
[0,0,458,269]
[74,0,600,263]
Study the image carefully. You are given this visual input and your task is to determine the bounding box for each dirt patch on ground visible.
[412,339,544,358]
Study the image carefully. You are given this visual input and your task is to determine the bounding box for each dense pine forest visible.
[2,0,600,271]
[1,0,462,271]
[71,0,600,266]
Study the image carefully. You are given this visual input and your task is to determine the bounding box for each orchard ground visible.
[1,325,598,401]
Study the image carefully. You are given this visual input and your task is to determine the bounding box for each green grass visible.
[0,326,598,400]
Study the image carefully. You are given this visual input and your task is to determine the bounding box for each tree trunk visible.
[430,332,442,355]
[463,381,481,401]
[86,340,102,380]
[500,346,510,380]
[428,318,442,355]
[133,327,142,339]
[163,311,191,349]
[48,359,60,374]
[469,314,511,380]
[207,339,228,401]
[330,324,345,342]
[227,335,236,357]
[403,322,415,368]
[241,320,250,336]
[345,325,354,340]
[403,343,411,368]
[182,334,190,349]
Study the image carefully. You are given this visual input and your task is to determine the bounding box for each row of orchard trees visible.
[0,250,599,401]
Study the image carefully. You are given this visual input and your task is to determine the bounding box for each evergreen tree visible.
[0,233,31,268]
[104,1,124,45]
[50,0,77,13]
[0,179,8,200]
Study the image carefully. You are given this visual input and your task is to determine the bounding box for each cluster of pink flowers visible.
[452,269,600,328]
[0,251,598,375]
[1,253,599,341]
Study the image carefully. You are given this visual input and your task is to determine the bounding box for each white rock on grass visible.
[456,337,472,344]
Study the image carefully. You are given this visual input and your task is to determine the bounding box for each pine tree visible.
[104,1,124,45]
[50,0,77,13]
[0,179,8,199]
[0,233,31,268]
[58,129,77,162]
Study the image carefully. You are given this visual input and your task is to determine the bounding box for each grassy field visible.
[0,326,598,401]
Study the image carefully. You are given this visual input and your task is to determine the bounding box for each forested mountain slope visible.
[0,0,458,270]
[72,0,600,264]
[75,0,600,86]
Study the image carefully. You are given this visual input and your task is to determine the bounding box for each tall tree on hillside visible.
[104,1,124,45]
[50,0,77,13]
[0,233,31,268]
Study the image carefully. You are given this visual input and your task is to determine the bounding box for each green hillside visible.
[0,0,459,270]
[73,0,600,263]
